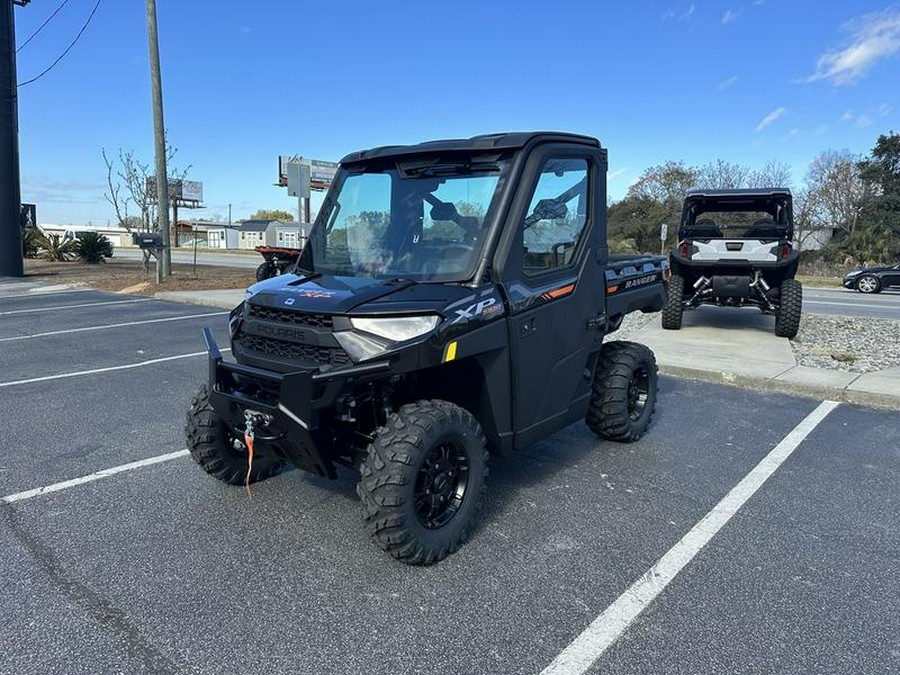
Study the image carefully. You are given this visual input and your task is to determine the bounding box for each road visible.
[1,281,898,675]
[803,285,900,320]
[114,247,261,269]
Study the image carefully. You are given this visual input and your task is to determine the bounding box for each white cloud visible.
[877,102,892,116]
[755,107,787,132]
[807,9,900,85]
[722,9,741,25]
[608,168,628,181]
[663,3,696,22]
[240,26,252,34]
[718,75,738,90]
[855,114,873,128]
[841,110,855,121]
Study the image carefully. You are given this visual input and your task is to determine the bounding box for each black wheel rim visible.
[627,366,650,421]
[414,440,470,530]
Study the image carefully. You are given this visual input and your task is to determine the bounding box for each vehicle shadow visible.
[680,305,776,333]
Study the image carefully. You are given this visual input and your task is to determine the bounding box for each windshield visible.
[298,157,510,281]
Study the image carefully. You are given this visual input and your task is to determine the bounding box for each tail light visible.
[679,241,691,259]
[781,243,792,260]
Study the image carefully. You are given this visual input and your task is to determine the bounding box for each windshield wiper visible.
[401,162,499,178]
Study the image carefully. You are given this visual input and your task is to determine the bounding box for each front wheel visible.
[856,275,881,294]
[661,275,684,330]
[586,341,658,442]
[775,278,802,338]
[357,400,488,565]
[185,384,285,485]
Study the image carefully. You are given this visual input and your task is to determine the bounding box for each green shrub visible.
[73,232,113,264]
[22,228,42,258]
[38,233,77,262]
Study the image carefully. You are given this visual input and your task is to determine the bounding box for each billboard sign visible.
[180,180,203,202]
[309,159,338,191]
[278,155,338,192]
[146,178,204,204]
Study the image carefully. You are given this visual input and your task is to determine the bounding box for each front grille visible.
[235,333,351,367]
[247,304,333,329]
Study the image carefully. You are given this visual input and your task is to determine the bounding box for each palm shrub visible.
[38,233,77,262]
[73,232,113,264]
[22,228,42,258]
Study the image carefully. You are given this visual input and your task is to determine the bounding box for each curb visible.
[658,364,900,411]
[154,291,243,310]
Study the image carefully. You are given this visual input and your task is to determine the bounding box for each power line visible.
[18,0,102,88]
[16,0,72,53]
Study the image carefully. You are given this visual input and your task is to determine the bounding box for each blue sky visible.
[13,0,900,225]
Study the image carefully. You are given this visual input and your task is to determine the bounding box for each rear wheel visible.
[587,341,658,442]
[856,275,881,294]
[357,400,488,565]
[775,278,802,339]
[661,275,684,330]
[185,384,285,485]
[255,262,275,282]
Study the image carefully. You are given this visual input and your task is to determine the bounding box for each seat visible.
[745,219,784,240]
[685,219,722,238]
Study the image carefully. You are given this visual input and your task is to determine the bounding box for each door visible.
[499,149,606,446]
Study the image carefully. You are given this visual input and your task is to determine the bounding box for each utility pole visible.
[146,0,170,277]
[0,0,27,278]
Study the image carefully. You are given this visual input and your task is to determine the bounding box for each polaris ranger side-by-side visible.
[662,189,802,338]
[186,132,668,564]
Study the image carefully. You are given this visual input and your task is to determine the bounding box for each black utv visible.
[662,189,802,338]
[186,132,668,564]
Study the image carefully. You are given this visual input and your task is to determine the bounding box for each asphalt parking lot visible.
[1,282,898,675]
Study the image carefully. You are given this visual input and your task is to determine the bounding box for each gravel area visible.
[610,311,900,374]
[790,314,900,373]
[610,311,659,341]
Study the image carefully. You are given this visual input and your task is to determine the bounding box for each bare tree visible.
[748,160,792,188]
[101,135,191,234]
[695,159,751,190]
[804,149,870,237]
[627,161,699,205]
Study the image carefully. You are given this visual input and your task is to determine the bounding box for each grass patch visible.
[796,274,844,288]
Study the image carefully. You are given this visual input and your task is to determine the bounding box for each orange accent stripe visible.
[608,285,619,294]
[546,283,575,300]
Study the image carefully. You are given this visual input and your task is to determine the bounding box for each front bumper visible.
[203,328,389,478]
[842,277,858,289]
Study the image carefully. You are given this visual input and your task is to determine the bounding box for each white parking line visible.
[0,348,229,388]
[0,298,153,316]
[1,450,191,504]
[0,311,226,342]
[540,400,840,675]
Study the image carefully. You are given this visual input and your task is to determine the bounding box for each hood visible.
[846,265,896,276]
[246,273,475,317]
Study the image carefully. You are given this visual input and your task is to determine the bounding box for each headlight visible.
[350,315,440,341]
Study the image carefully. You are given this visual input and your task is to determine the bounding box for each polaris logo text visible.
[250,324,306,342]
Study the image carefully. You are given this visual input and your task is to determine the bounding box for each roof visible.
[239,219,281,232]
[685,188,792,199]
[340,131,601,164]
